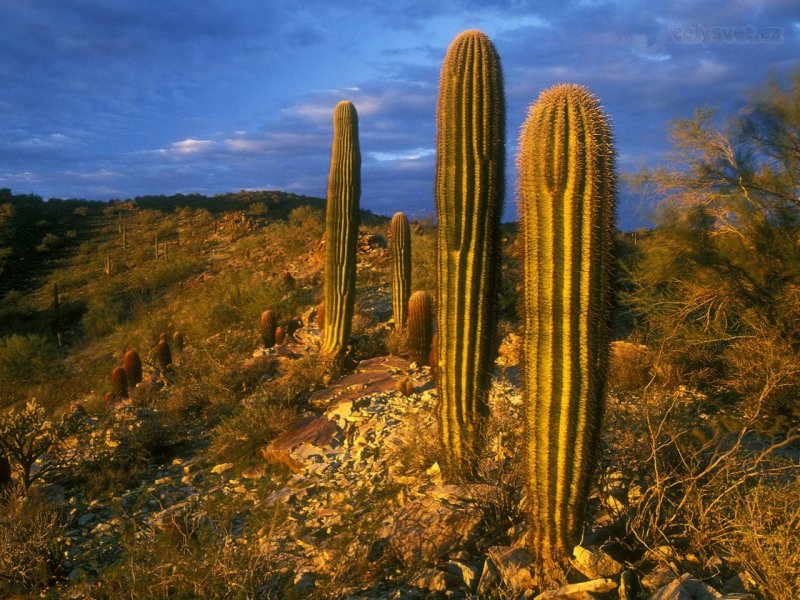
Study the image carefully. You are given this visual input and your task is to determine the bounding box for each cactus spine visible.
[407,291,433,366]
[518,84,615,567]
[321,101,360,357]
[389,212,411,329]
[435,30,505,474]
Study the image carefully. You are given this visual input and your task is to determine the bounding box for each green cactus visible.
[321,101,361,357]
[260,310,278,348]
[407,290,433,366]
[435,30,505,474]
[390,212,412,329]
[517,84,615,570]
[123,349,143,387]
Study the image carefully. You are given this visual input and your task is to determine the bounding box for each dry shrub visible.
[385,327,407,358]
[603,387,800,599]
[0,485,66,593]
[608,340,653,391]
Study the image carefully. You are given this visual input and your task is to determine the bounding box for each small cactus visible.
[172,331,184,352]
[260,310,278,348]
[390,212,412,329]
[321,100,360,357]
[396,377,415,397]
[275,326,286,345]
[407,291,434,365]
[285,317,302,339]
[123,349,143,387]
[111,366,128,399]
[156,340,172,371]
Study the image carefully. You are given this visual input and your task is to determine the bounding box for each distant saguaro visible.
[390,212,412,329]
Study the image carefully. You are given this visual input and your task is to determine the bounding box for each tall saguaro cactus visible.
[518,84,615,570]
[435,30,505,474]
[321,101,361,357]
[390,212,411,329]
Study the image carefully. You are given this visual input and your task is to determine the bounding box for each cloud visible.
[167,139,216,155]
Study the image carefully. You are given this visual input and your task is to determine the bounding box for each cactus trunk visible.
[435,30,505,475]
[518,84,615,569]
[390,212,412,329]
[321,101,361,357]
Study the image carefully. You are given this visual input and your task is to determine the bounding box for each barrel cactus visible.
[173,331,184,352]
[407,291,433,365]
[321,101,360,357]
[123,349,143,387]
[435,30,505,475]
[389,212,412,329]
[111,366,128,399]
[156,340,172,371]
[260,310,278,348]
[518,83,615,574]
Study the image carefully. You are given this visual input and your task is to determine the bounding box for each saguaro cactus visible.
[111,367,128,400]
[407,290,433,365]
[321,101,361,357]
[390,212,412,329]
[435,30,505,474]
[518,84,615,570]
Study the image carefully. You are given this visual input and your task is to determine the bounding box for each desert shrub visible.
[0,334,60,406]
[0,485,66,593]
[81,296,125,337]
[209,393,298,463]
[0,399,86,490]
[136,255,204,293]
[608,340,653,392]
[628,74,800,425]
[602,386,800,599]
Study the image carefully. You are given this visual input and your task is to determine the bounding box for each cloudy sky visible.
[1,1,798,228]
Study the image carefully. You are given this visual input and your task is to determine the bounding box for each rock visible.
[648,573,721,600]
[534,578,618,599]
[487,546,534,591]
[241,464,267,479]
[476,556,501,596]
[642,564,679,591]
[210,462,234,476]
[619,570,638,600]
[388,495,483,565]
[409,568,450,592]
[77,513,94,527]
[571,544,623,578]
[445,560,480,592]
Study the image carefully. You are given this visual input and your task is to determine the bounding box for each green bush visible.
[0,334,60,406]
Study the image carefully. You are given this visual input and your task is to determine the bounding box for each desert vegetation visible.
[0,30,797,600]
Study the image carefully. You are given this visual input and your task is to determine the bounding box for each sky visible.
[0,1,798,229]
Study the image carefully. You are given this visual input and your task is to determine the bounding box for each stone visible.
[571,544,623,578]
[642,564,679,591]
[476,556,501,596]
[445,560,480,592]
[409,568,450,592]
[210,462,234,476]
[533,578,618,599]
[648,573,721,600]
[487,546,534,590]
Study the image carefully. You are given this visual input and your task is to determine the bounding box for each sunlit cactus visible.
[518,83,615,571]
[123,349,143,387]
[156,340,172,371]
[390,212,412,329]
[110,366,128,400]
[260,310,278,348]
[407,290,433,365]
[435,30,505,475]
[275,326,286,346]
[321,101,360,357]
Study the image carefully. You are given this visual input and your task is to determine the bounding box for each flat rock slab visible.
[265,415,339,454]
[308,355,430,409]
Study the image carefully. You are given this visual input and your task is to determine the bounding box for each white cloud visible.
[169,139,215,154]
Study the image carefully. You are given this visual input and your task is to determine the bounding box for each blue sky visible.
[0,1,798,228]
